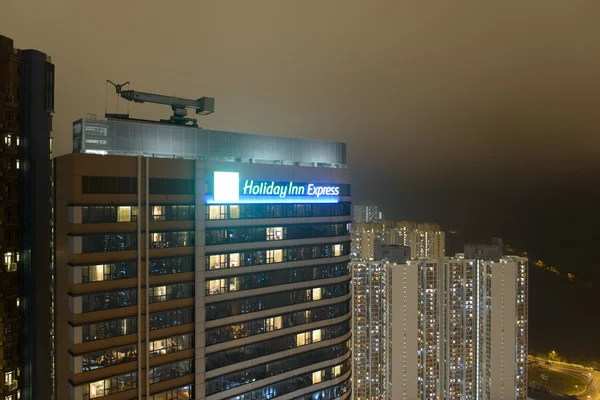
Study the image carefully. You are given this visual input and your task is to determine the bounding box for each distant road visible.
[530,356,600,399]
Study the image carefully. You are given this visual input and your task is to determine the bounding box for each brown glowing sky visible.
[3,0,600,197]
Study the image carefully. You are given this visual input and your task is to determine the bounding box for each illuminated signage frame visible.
[208,171,341,204]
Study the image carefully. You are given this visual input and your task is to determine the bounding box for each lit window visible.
[334,244,342,257]
[266,227,284,241]
[296,332,310,347]
[312,370,322,384]
[209,254,227,269]
[4,252,12,266]
[86,265,106,282]
[312,329,322,343]
[208,279,225,295]
[153,206,166,221]
[117,206,132,222]
[89,379,104,398]
[266,316,282,332]
[266,249,282,264]
[229,253,240,268]
[153,286,167,301]
[5,134,12,146]
[5,371,14,385]
[313,288,322,301]
[208,205,226,220]
[229,277,240,292]
[150,339,167,356]
[16,159,20,169]
[16,298,20,308]
[229,205,240,219]
[332,364,342,377]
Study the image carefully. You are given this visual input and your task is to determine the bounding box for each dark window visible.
[80,288,137,312]
[150,231,194,248]
[149,256,193,276]
[206,202,351,220]
[81,233,137,253]
[149,307,193,330]
[205,222,350,245]
[206,320,350,371]
[149,178,194,195]
[149,358,193,384]
[149,333,193,358]
[81,344,137,371]
[149,282,194,303]
[206,262,349,296]
[205,340,350,395]
[150,205,194,221]
[82,176,137,194]
[205,280,351,321]
[206,242,350,270]
[232,361,351,400]
[82,371,137,400]
[81,205,138,223]
[81,316,137,342]
[80,261,137,283]
[148,385,193,400]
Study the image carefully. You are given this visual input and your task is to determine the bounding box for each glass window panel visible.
[229,205,240,219]
[89,380,104,398]
[117,206,132,222]
[229,253,240,268]
[312,329,322,343]
[209,206,221,220]
[313,288,322,301]
[312,370,322,384]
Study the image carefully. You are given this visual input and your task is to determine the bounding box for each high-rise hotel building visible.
[55,117,352,399]
[352,254,528,400]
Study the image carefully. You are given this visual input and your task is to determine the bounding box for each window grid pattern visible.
[149,358,193,385]
[149,307,193,331]
[206,202,351,220]
[206,242,350,271]
[206,340,350,395]
[206,262,349,296]
[226,361,351,400]
[149,282,194,303]
[206,320,351,371]
[206,223,350,246]
[206,301,350,345]
[206,281,351,321]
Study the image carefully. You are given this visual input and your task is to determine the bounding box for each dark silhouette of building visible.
[0,35,54,400]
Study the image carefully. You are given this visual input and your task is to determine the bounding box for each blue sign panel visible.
[207,171,341,204]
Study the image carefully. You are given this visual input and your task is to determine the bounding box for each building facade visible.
[0,35,54,400]
[55,117,352,400]
[352,203,381,223]
[351,221,444,261]
[352,256,528,400]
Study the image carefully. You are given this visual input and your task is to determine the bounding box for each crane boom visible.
[107,80,214,127]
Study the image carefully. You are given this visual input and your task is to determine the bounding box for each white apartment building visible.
[352,255,528,400]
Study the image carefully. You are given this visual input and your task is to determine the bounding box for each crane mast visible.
[107,80,214,127]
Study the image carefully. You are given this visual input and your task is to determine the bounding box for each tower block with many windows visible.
[55,117,352,400]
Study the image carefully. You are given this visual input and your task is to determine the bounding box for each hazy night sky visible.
[3,0,600,266]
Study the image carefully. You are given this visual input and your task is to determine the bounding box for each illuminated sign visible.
[209,171,341,204]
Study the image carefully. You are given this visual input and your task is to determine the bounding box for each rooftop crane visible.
[107,80,214,127]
